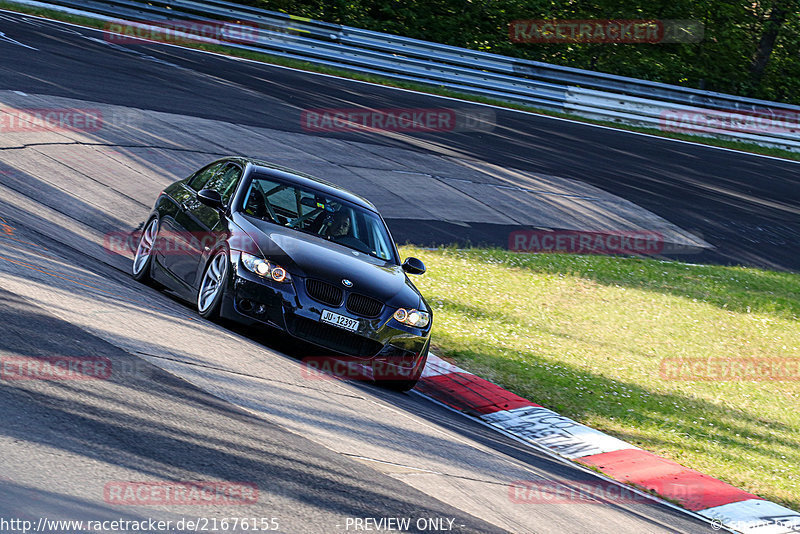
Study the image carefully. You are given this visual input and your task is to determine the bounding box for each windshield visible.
[241,174,397,262]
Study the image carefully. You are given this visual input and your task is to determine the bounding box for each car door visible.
[171,162,244,289]
[158,161,225,282]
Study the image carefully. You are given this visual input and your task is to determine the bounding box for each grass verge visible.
[1,1,799,162]
[399,245,800,511]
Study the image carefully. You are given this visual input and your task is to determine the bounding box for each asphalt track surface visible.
[0,11,754,533]
[0,11,798,271]
[0,216,715,534]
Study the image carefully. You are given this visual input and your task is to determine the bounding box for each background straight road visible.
[0,12,798,270]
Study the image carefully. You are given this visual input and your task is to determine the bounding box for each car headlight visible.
[393,308,430,328]
[241,252,291,282]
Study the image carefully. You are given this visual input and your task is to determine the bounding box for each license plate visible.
[320,310,359,332]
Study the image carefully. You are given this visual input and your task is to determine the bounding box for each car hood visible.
[233,214,422,307]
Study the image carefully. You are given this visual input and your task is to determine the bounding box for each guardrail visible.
[9,0,800,151]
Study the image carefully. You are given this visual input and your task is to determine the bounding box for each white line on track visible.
[81,35,184,69]
[0,30,37,50]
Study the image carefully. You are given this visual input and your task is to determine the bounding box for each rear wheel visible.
[197,250,229,319]
[132,217,158,283]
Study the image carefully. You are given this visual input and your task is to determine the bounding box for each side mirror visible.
[402,257,426,275]
[197,189,223,210]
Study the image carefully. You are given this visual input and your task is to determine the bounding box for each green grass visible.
[399,245,800,511]
[0,1,103,28]
[2,1,799,162]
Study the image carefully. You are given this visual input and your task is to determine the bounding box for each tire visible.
[381,378,420,392]
[132,217,159,284]
[379,348,429,392]
[197,249,229,319]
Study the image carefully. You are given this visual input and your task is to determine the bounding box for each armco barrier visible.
[7,0,800,151]
[564,88,800,151]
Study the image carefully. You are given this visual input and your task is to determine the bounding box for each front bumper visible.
[220,258,431,375]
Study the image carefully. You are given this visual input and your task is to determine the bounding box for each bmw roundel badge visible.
[342,279,353,287]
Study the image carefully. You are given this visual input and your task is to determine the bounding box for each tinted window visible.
[188,162,225,191]
[189,161,225,191]
[205,163,242,205]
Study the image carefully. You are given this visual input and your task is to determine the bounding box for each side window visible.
[188,162,225,191]
[205,163,242,205]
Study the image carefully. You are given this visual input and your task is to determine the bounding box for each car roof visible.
[226,157,378,212]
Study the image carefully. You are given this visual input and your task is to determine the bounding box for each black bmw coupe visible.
[132,157,431,390]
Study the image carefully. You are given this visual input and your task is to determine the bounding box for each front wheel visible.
[132,217,159,283]
[381,378,420,392]
[197,250,229,319]
[379,348,429,392]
